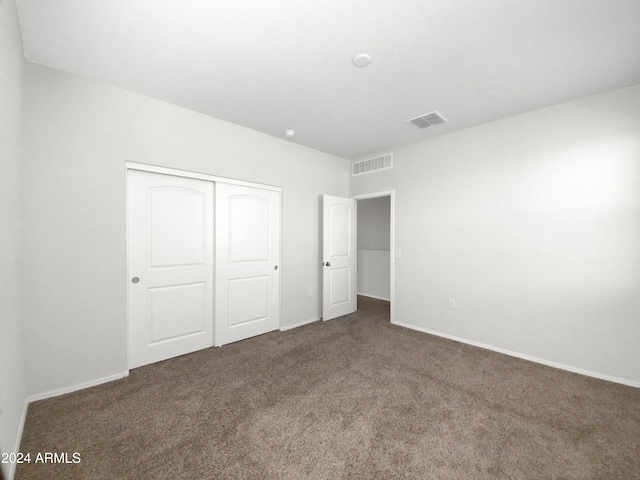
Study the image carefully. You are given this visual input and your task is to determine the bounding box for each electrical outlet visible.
[448,298,456,310]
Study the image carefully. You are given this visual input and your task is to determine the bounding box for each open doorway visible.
[353,191,394,322]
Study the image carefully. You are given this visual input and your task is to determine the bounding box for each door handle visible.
[131,277,140,284]
[324,262,331,267]
[274,265,278,270]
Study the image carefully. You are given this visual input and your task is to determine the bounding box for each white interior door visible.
[215,183,281,346]
[128,170,214,368]
[323,195,356,320]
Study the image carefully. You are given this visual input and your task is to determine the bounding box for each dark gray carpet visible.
[16,297,640,479]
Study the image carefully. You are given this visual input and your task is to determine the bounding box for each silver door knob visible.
[131,277,140,284]
[324,262,331,267]
[274,265,278,270]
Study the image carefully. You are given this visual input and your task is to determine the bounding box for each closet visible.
[127,165,281,368]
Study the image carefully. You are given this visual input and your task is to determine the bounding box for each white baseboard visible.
[26,371,130,404]
[357,293,391,302]
[6,372,129,480]
[280,317,320,331]
[5,399,30,480]
[392,321,640,389]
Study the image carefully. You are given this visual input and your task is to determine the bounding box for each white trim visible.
[351,190,395,323]
[392,321,640,389]
[9,372,128,479]
[5,400,30,480]
[276,187,283,334]
[357,293,391,302]
[26,372,130,403]
[351,190,395,201]
[126,162,282,192]
[125,165,131,373]
[280,317,320,331]
[126,163,283,361]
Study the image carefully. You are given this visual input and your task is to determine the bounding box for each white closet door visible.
[128,170,214,368]
[322,195,356,320]
[215,183,281,346]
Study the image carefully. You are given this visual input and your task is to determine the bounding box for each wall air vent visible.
[407,111,447,129]
[352,153,393,176]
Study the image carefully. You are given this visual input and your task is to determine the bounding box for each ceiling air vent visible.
[352,153,393,177]
[407,111,447,129]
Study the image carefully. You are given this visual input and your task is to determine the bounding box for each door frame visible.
[351,190,395,323]
[125,161,282,369]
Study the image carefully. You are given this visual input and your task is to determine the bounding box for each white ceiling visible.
[16,0,640,160]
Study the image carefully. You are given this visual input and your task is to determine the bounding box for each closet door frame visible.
[125,162,282,368]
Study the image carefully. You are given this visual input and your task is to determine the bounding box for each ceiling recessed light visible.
[352,53,371,67]
[284,129,296,138]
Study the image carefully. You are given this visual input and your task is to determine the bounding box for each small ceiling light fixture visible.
[284,129,296,138]
[352,53,371,67]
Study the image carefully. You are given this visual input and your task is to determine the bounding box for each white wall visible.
[357,196,390,250]
[357,250,390,301]
[351,85,640,384]
[357,197,390,300]
[21,63,350,397]
[0,0,27,478]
